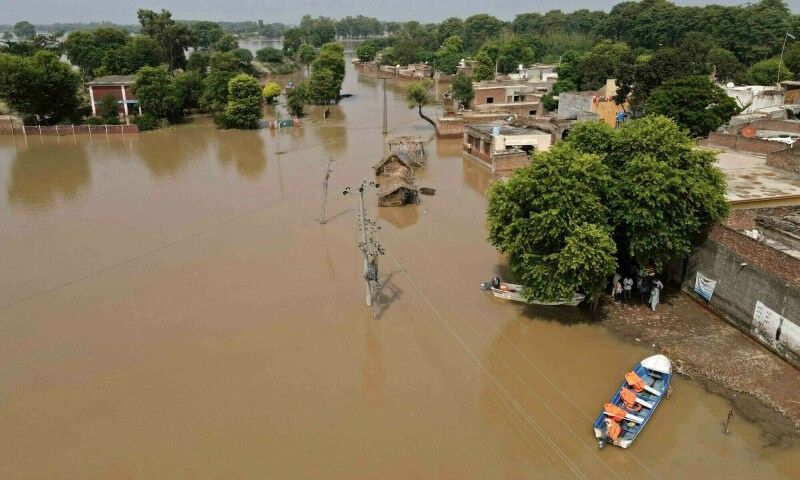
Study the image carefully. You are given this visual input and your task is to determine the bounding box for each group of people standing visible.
[612,268,664,311]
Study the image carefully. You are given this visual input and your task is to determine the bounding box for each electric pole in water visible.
[382,77,388,135]
[343,180,384,317]
[319,156,334,224]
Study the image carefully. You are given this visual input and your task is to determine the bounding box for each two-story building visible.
[472,80,543,116]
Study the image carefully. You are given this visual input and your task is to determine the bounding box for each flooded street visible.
[1,52,799,479]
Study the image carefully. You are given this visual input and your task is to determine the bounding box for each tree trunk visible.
[417,105,436,128]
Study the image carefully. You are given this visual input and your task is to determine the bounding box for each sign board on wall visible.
[753,301,783,340]
[694,272,717,301]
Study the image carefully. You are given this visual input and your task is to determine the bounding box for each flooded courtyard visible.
[1,51,799,479]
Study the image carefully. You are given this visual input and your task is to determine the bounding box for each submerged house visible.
[374,152,414,176]
[377,176,419,207]
[87,75,140,118]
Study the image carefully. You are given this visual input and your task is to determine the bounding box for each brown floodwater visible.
[1,50,799,479]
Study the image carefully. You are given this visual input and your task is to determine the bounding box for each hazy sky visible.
[2,0,798,24]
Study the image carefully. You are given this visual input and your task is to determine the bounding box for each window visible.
[486,97,494,104]
[529,110,536,115]
[513,95,521,102]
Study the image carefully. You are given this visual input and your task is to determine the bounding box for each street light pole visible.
[778,32,796,85]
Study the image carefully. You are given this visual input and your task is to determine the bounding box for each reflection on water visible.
[7,142,90,210]
[134,122,210,177]
[216,129,267,180]
[378,204,419,228]
[461,156,492,196]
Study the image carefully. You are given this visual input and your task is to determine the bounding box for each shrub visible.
[133,113,163,131]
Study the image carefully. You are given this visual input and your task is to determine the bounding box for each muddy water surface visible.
[1,54,799,479]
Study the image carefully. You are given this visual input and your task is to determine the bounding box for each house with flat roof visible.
[557,79,627,126]
[463,123,552,177]
[472,80,543,117]
[87,75,141,118]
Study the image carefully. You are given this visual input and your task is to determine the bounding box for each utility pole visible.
[319,156,334,224]
[382,77,388,135]
[343,180,384,315]
[778,32,796,85]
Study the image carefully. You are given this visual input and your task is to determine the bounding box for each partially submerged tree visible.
[406,79,436,127]
[133,65,183,123]
[286,83,308,117]
[487,142,616,302]
[297,43,317,74]
[487,116,730,303]
[262,82,281,103]
[217,74,262,129]
[356,42,378,63]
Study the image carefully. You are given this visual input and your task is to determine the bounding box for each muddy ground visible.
[603,291,800,446]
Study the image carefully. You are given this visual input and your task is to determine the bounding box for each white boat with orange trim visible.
[593,355,672,449]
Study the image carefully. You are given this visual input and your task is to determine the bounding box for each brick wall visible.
[709,224,800,287]
[701,132,788,154]
[493,151,531,178]
[436,117,464,138]
[684,226,800,367]
[766,146,800,174]
[474,87,506,106]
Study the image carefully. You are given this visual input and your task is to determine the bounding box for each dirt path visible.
[604,292,800,445]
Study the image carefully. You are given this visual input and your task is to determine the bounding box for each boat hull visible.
[488,283,585,306]
[593,355,672,449]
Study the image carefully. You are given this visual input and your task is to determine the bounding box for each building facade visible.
[463,123,552,177]
[472,81,543,116]
[87,75,140,117]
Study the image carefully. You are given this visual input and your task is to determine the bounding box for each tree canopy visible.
[217,74,262,129]
[0,51,81,125]
[647,75,740,137]
[132,65,183,122]
[487,142,617,301]
[451,74,474,108]
[487,116,729,301]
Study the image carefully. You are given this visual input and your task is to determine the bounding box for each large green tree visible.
[488,116,730,302]
[132,65,183,122]
[451,74,474,108]
[310,42,345,100]
[462,14,504,53]
[0,51,80,124]
[190,21,225,51]
[647,75,739,137]
[137,9,191,70]
[569,116,730,268]
[201,51,247,111]
[434,35,464,75]
[487,142,617,302]
[747,57,794,85]
[218,74,262,129]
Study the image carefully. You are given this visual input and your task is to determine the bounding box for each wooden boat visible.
[481,277,585,306]
[593,355,672,449]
